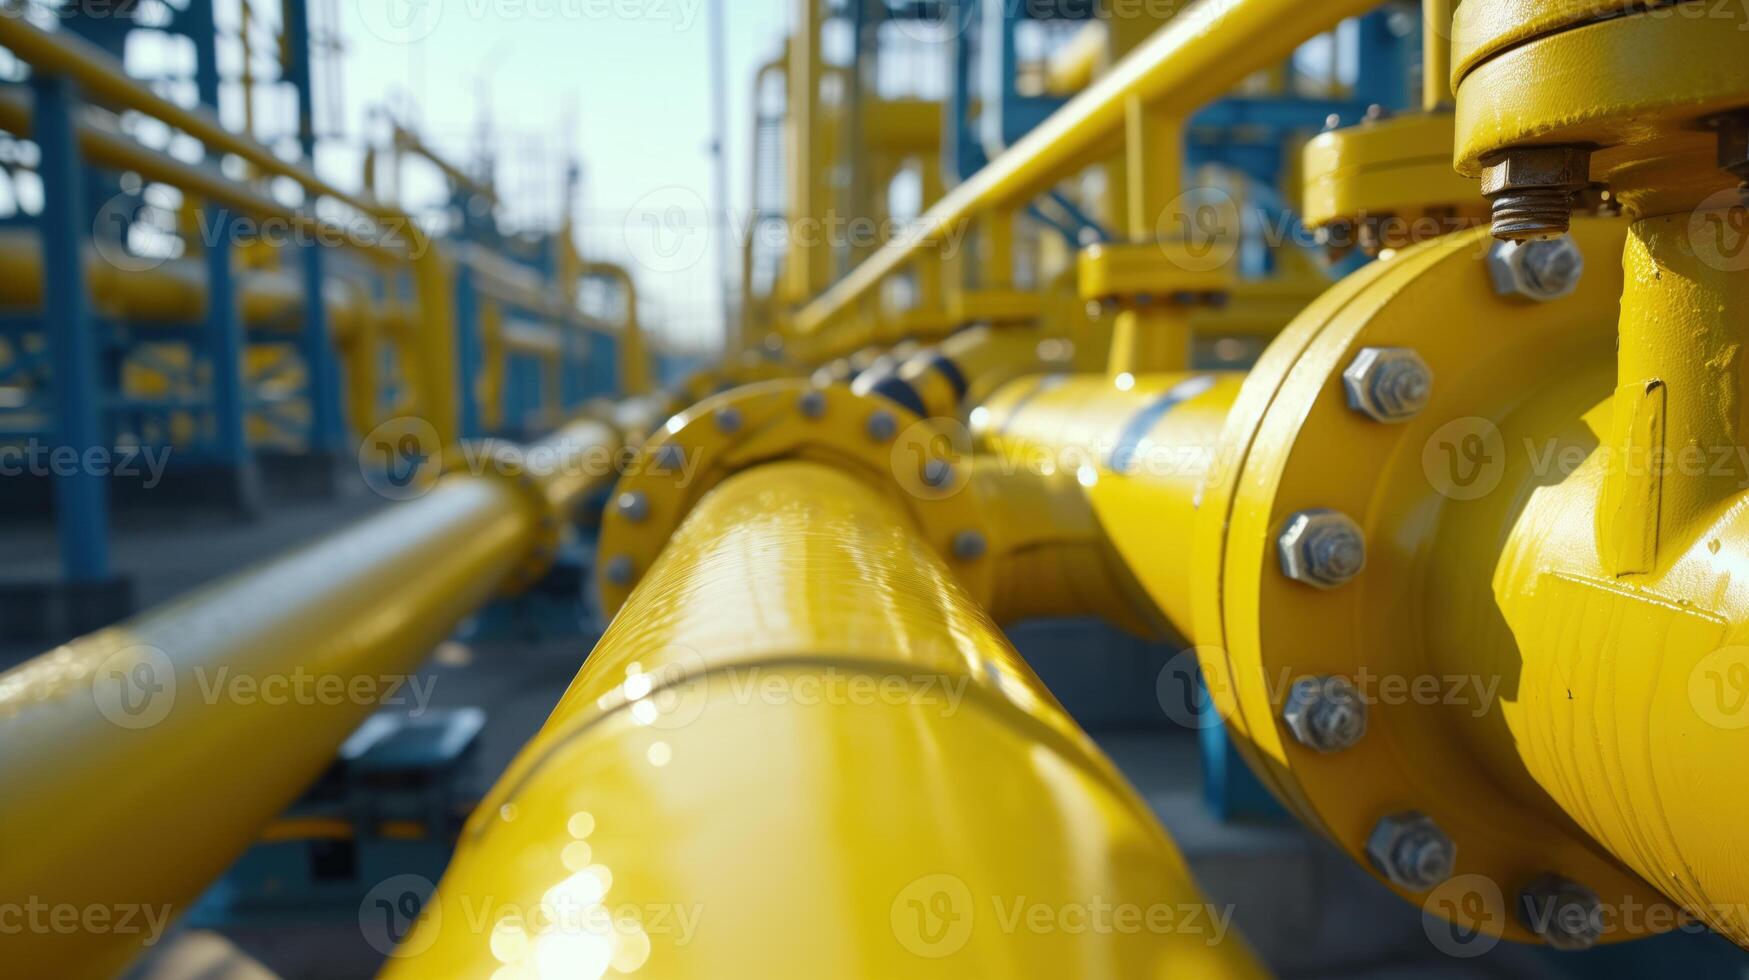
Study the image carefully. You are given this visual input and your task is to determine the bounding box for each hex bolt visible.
[653,443,685,474]
[1488,236,1585,302]
[1366,811,1457,892]
[798,389,827,420]
[615,490,649,523]
[1282,675,1367,753]
[1479,145,1592,242]
[951,530,987,561]
[866,409,898,442]
[1342,347,1433,423]
[1278,509,1367,588]
[604,554,635,587]
[1517,874,1604,951]
[714,406,743,434]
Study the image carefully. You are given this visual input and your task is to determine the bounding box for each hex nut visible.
[865,409,898,442]
[1282,676,1367,753]
[798,389,827,419]
[1488,237,1584,302]
[615,490,650,523]
[1342,347,1432,423]
[1366,811,1457,892]
[1517,874,1604,951]
[714,406,743,434]
[1278,509,1367,589]
[951,530,987,561]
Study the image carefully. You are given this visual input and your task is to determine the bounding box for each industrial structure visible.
[2,0,1747,977]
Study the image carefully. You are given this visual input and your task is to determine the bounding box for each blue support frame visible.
[453,270,482,440]
[33,73,110,583]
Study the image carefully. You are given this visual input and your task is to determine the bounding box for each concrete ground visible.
[0,486,1700,978]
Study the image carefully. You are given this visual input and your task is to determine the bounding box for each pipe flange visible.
[443,440,567,595]
[1301,112,1489,258]
[1187,218,1668,945]
[595,379,994,616]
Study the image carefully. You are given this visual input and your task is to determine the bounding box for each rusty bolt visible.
[1282,676,1367,753]
[1517,874,1604,951]
[1366,811,1457,892]
[1487,236,1585,302]
[1479,146,1592,241]
[1278,509,1367,589]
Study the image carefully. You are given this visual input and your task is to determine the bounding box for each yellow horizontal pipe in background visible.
[792,0,1381,337]
[383,460,1267,978]
[0,418,623,979]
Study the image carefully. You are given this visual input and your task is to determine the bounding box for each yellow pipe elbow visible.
[384,461,1266,979]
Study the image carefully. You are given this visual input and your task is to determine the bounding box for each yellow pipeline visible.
[384,461,1266,978]
[793,0,1380,339]
[976,371,1243,634]
[0,418,623,979]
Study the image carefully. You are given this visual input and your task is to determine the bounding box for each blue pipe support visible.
[33,73,110,583]
[452,268,482,439]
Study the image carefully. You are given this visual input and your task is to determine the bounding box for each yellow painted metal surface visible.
[0,419,625,978]
[383,461,1268,979]
[1300,113,1481,233]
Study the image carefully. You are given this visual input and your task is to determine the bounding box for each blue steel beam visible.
[32,73,110,583]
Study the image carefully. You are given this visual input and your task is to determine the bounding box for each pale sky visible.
[327,0,795,354]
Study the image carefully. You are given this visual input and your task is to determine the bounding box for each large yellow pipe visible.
[792,0,1381,337]
[0,418,623,979]
[383,461,1267,978]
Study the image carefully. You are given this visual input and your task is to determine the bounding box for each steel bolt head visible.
[1488,236,1584,302]
[1479,146,1591,197]
[615,490,649,523]
[604,554,635,587]
[798,389,827,420]
[1282,676,1367,753]
[951,530,986,561]
[714,406,743,434]
[1517,874,1603,951]
[922,459,954,489]
[1342,347,1432,423]
[1366,811,1456,892]
[1278,509,1367,588]
[865,409,898,442]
